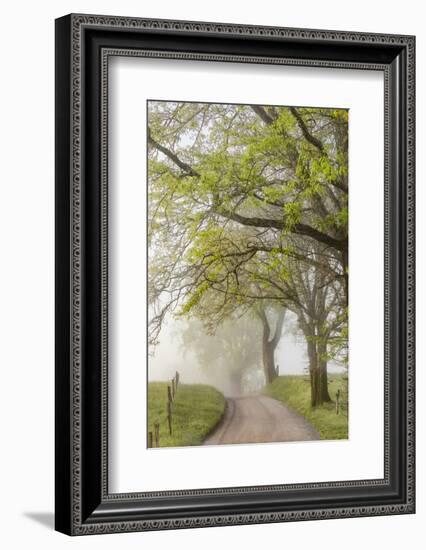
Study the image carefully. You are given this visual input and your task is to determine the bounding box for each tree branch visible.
[215,208,346,251]
[148,128,200,177]
[149,126,347,253]
[250,105,276,125]
[289,107,324,153]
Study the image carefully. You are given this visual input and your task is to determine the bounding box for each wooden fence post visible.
[167,385,173,403]
[176,371,179,388]
[171,377,176,398]
[154,422,160,447]
[167,401,172,435]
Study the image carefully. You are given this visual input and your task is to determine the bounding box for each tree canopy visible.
[148,101,349,405]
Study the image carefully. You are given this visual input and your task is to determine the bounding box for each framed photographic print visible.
[55,14,415,535]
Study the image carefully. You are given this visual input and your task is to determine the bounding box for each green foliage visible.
[264,375,348,440]
[147,102,348,358]
[147,382,226,447]
[284,202,302,230]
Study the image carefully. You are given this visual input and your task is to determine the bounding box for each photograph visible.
[147,101,349,448]
[52,11,415,536]
[0,0,419,545]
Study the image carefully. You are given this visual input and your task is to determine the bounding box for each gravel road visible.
[204,395,320,445]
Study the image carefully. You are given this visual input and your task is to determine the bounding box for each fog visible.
[148,310,344,397]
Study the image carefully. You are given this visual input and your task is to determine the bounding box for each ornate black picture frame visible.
[55,13,415,535]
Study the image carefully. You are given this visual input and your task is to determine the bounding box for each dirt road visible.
[204,395,320,445]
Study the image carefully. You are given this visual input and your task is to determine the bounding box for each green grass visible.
[264,374,349,440]
[147,382,226,448]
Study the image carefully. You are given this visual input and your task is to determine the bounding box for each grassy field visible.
[147,382,226,448]
[264,374,349,440]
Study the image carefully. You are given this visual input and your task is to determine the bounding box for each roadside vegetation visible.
[147,382,226,448]
[264,374,349,440]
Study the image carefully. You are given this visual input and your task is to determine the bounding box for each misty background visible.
[148,311,344,397]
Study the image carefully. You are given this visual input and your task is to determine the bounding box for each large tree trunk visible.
[317,339,331,403]
[303,322,331,407]
[307,338,318,407]
[310,350,331,406]
[258,308,286,384]
[262,341,278,384]
[342,248,349,308]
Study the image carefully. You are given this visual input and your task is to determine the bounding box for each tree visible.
[256,307,286,383]
[147,101,349,405]
[240,237,347,406]
[284,249,341,405]
[148,102,348,297]
[179,315,263,395]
